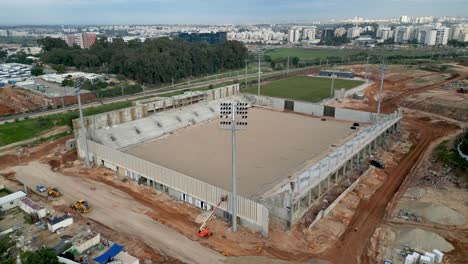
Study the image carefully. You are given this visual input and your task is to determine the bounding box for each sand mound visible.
[394,228,454,252]
[398,201,465,225]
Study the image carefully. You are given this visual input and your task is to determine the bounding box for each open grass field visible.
[265,47,460,61]
[266,48,355,60]
[243,76,364,102]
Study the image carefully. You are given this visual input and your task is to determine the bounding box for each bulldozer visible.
[70,200,92,213]
[47,188,62,198]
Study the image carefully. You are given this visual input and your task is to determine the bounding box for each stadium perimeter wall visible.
[74,88,401,233]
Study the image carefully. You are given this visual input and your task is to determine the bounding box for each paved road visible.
[11,162,226,264]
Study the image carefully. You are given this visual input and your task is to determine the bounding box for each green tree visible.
[61,79,74,87]
[0,49,7,61]
[37,37,69,52]
[292,56,300,67]
[31,66,44,76]
[21,248,59,264]
[51,64,66,73]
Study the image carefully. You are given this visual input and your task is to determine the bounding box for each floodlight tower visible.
[219,101,249,232]
[377,59,386,114]
[75,77,90,167]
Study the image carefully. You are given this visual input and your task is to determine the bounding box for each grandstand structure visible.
[73,84,402,236]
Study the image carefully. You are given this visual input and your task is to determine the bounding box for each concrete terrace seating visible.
[92,96,246,149]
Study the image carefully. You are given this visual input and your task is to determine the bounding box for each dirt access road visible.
[9,161,224,264]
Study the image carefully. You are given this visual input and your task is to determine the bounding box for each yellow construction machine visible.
[47,188,62,198]
[70,200,92,213]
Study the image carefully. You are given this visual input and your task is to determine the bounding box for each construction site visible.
[0,62,467,264]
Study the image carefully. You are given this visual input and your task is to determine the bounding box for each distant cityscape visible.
[0,15,467,49]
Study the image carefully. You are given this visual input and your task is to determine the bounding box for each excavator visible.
[198,195,228,238]
[47,187,62,198]
[70,199,92,213]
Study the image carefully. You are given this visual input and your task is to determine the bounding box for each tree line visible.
[38,37,248,85]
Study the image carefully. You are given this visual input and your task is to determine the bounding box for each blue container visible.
[8,80,16,84]
[0,82,6,87]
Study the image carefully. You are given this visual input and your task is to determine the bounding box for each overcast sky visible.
[1,0,467,25]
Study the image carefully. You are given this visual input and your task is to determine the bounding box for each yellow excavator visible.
[70,200,92,213]
[47,188,62,198]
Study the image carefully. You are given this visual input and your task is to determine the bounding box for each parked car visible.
[36,184,47,193]
[370,159,385,169]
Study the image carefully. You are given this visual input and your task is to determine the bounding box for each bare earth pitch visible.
[123,107,360,199]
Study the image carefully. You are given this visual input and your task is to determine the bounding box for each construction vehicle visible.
[70,200,92,213]
[198,195,228,238]
[47,188,62,198]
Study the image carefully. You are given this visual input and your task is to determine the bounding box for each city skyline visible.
[1,0,467,25]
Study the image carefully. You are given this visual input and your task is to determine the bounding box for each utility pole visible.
[75,78,90,167]
[219,102,249,232]
[258,55,261,96]
[245,60,248,88]
[365,55,369,84]
[377,60,385,114]
[330,74,336,98]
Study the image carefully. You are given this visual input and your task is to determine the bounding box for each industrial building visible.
[73,84,401,236]
[177,32,227,44]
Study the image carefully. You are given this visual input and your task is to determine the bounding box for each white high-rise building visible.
[347,27,360,39]
[394,26,413,42]
[288,29,296,43]
[417,25,450,46]
[294,29,301,42]
[376,27,392,40]
[302,27,316,41]
[400,15,410,23]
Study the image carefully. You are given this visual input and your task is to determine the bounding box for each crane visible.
[198,195,228,238]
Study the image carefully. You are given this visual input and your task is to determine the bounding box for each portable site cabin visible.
[0,191,26,212]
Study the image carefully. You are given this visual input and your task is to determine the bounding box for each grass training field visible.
[266,48,355,60]
[264,47,458,61]
[243,76,364,103]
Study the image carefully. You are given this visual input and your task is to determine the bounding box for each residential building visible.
[82,33,97,49]
[302,27,316,41]
[376,27,393,40]
[334,27,347,37]
[394,26,413,43]
[347,27,360,39]
[321,28,334,40]
[400,15,410,23]
[417,25,450,45]
[288,29,296,43]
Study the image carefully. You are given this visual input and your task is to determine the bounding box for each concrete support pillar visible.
[327,173,331,189]
[308,190,312,205]
[318,181,322,197]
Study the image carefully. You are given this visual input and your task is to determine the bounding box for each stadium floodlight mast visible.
[377,59,386,114]
[75,77,90,167]
[219,101,249,232]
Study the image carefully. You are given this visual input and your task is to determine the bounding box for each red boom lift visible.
[198,195,228,238]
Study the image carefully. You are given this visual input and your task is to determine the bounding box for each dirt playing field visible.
[124,107,360,198]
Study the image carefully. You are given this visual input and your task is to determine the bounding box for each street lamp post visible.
[219,102,249,232]
[75,77,90,167]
